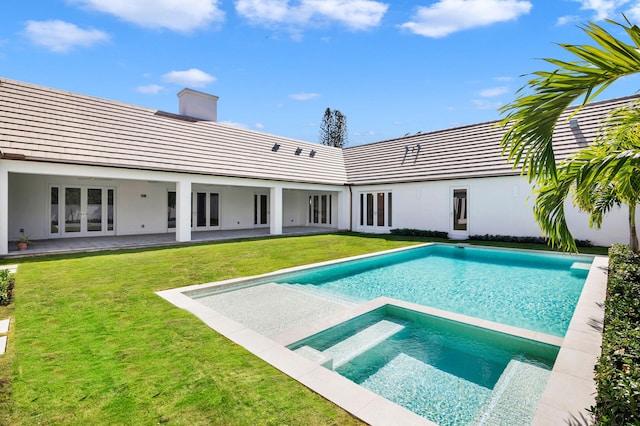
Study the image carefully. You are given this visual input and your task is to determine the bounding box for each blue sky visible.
[2,1,640,145]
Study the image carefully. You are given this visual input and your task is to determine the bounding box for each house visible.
[0,77,636,255]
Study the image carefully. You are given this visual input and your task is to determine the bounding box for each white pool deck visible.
[157,243,607,426]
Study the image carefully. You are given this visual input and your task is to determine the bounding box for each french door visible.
[359,192,392,228]
[308,194,332,226]
[167,191,220,230]
[254,194,269,228]
[193,191,220,230]
[50,186,115,237]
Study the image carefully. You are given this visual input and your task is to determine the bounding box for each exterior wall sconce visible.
[272,143,280,152]
[309,150,316,158]
[569,118,579,129]
[295,147,302,156]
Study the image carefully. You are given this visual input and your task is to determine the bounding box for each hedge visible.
[592,244,640,424]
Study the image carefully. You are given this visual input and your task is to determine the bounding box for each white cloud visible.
[71,0,224,32]
[235,0,389,31]
[220,120,249,129]
[24,20,110,53]
[255,123,265,129]
[136,84,164,94]
[570,0,628,21]
[473,99,502,110]
[479,86,508,97]
[399,0,532,38]
[556,14,581,26]
[494,76,513,82]
[625,2,640,22]
[289,92,320,100]
[162,68,216,87]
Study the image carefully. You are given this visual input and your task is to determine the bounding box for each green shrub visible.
[469,234,593,247]
[593,244,640,425]
[389,228,449,238]
[0,269,14,306]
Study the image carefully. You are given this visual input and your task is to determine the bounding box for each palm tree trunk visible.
[630,203,639,253]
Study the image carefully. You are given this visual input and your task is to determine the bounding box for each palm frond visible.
[500,19,640,182]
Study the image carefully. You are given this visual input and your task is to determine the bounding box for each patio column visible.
[175,179,192,243]
[0,165,7,255]
[337,188,350,230]
[270,185,283,235]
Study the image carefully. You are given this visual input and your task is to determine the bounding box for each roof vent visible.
[177,88,219,121]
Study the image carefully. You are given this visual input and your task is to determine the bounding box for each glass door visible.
[359,192,392,228]
[50,186,116,237]
[308,194,332,226]
[87,188,103,232]
[451,188,469,238]
[64,187,82,234]
[254,194,269,228]
[190,191,220,230]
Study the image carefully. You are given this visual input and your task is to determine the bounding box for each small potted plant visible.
[15,232,30,251]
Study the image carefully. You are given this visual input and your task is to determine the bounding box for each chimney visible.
[177,88,219,121]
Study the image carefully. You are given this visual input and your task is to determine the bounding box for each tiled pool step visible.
[361,353,491,425]
[570,262,592,277]
[278,283,362,306]
[295,320,405,369]
[475,357,551,425]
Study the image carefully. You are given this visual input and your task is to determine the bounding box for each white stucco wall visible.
[352,175,635,247]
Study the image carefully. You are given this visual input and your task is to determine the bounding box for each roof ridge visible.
[344,93,640,150]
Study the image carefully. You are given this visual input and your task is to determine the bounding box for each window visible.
[453,189,468,231]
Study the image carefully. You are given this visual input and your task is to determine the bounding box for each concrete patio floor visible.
[3,226,337,257]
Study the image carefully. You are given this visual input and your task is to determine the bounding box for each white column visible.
[175,179,192,243]
[270,186,283,235]
[337,188,351,231]
[0,165,7,255]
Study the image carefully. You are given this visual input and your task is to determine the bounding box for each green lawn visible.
[0,233,608,425]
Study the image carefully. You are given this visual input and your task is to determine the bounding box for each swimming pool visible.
[288,305,559,425]
[160,243,604,425]
[251,244,591,337]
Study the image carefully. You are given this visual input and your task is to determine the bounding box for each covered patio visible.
[2,226,337,257]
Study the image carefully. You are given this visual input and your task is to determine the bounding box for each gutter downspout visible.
[348,185,353,231]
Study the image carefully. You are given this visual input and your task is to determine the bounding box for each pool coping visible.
[157,244,606,426]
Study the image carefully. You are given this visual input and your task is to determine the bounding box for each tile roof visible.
[343,95,640,185]
[0,78,347,185]
[1,77,638,187]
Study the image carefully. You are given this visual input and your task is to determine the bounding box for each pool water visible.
[274,245,591,336]
[289,305,559,426]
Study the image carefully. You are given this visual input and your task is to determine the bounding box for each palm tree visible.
[499,17,640,182]
[533,104,640,252]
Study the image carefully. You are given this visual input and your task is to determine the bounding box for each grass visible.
[0,232,608,425]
